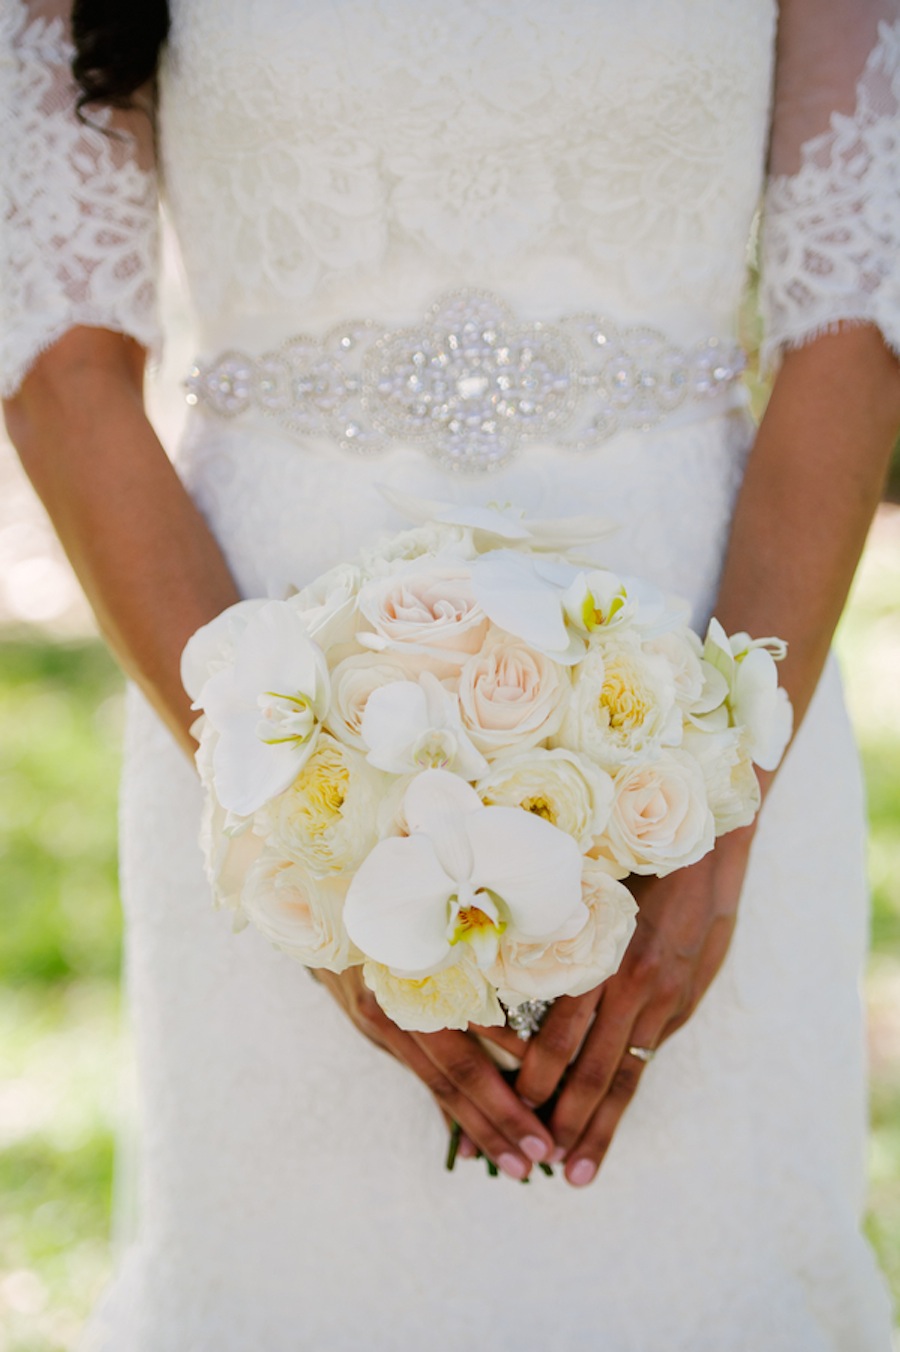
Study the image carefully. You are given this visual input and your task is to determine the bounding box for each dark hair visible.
[71,1,170,111]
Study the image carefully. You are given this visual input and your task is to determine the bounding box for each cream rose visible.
[362,956,504,1032]
[476,747,613,850]
[357,563,488,658]
[458,635,569,756]
[554,633,680,771]
[259,733,382,876]
[488,859,637,1006]
[682,725,760,836]
[599,749,715,876]
[241,853,359,971]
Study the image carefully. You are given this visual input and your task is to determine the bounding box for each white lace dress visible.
[3,2,900,1348]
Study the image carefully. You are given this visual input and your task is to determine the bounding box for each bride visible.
[3,0,900,1347]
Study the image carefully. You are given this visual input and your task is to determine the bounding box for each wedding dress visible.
[3,1,900,1347]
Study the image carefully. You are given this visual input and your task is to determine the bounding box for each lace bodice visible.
[2,0,900,399]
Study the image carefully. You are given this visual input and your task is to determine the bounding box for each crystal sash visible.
[185,289,747,473]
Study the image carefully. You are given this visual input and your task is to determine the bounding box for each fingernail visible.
[458,1136,477,1159]
[519,1134,548,1163]
[520,1097,538,1109]
[498,1152,529,1181]
[567,1158,597,1187]
[550,1145,567,1164]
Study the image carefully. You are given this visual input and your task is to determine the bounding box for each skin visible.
[5,323,900,1186]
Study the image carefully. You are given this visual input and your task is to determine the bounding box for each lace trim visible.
[0,0,161,398]
[760,18,900,370]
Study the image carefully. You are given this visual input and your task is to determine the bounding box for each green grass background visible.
[0,516,899,1349]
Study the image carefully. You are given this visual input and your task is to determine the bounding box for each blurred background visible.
[1,293,899,1348]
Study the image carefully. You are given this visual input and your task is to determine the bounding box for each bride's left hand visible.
[514,827,754,1186]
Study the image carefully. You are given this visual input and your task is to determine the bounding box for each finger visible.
[389,1029,535,1179]
[548,989,643,1158]
[414,1028,554,1166]
[331,975,539,1176]
[470,1020,529,1064]
[563,1012,667,1187]
[515,990,601,1108]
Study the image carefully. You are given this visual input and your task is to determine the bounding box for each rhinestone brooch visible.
[185,289,746,474]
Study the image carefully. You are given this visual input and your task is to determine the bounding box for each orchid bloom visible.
[562,569,688,641]
[701,619,793,770]
[343,769,586,976]
[190,601,330,817]
[360,672,489,778]
[377,484,613,554]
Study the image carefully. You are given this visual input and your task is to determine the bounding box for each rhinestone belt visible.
[185,289,746,474]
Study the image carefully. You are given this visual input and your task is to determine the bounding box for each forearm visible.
[714,326,900,738]
[3,329,240,755]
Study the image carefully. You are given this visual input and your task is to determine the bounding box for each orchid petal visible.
[343,834,455,972]
[402,770,479,883]
[466,807,584,939]
[181,600,271,703]
[361,681,429,772]
[470,552,570,655]
[212,718,317,816]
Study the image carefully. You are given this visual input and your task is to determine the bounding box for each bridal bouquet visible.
[182,491,792,1036]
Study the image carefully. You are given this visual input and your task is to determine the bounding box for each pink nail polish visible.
[567,1158,597,1187]
[458,1136,477,1159]
[498,1152,528,1181]
[520,1134,548,1163]
[550,1146,567,1164]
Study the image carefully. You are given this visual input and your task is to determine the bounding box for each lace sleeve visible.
[760,0,900,370]
[0,0,161,399]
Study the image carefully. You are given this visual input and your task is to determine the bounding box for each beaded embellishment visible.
[186,290,746,473]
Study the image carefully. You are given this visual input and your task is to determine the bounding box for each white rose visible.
[476,747,613,850]
[600,749,715,876]
[241,853,359,972]
[362,955,504,1032]
[645,629,705,707]
[682,725,760,836]
[458,635,570,756]
[259,733,383,876]
[555,633,680,771]
[357,562,488,659]
[488,859,637,1006]
[360,522,472,574]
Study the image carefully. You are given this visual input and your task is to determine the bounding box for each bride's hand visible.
[315,966,553,1178]
[515,828,754,1185]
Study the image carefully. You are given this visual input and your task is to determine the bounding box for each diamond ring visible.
[627,1045,657,1063]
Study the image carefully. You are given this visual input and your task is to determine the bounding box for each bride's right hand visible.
[314,967,553,1179]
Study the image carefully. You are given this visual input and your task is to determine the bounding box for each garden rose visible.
[259,734,382,876]
[683,725,760,835]
[476,747,613,849]
[555,633,680,771]
[362,955,504,1032]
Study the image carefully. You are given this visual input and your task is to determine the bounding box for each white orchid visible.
[468,549,584,664]
[562,569,689,645]
[343,769,586,977]
[700,619,793,770]
[377,484,613,555]
[187,600,330,817]
[361,671,488,777]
